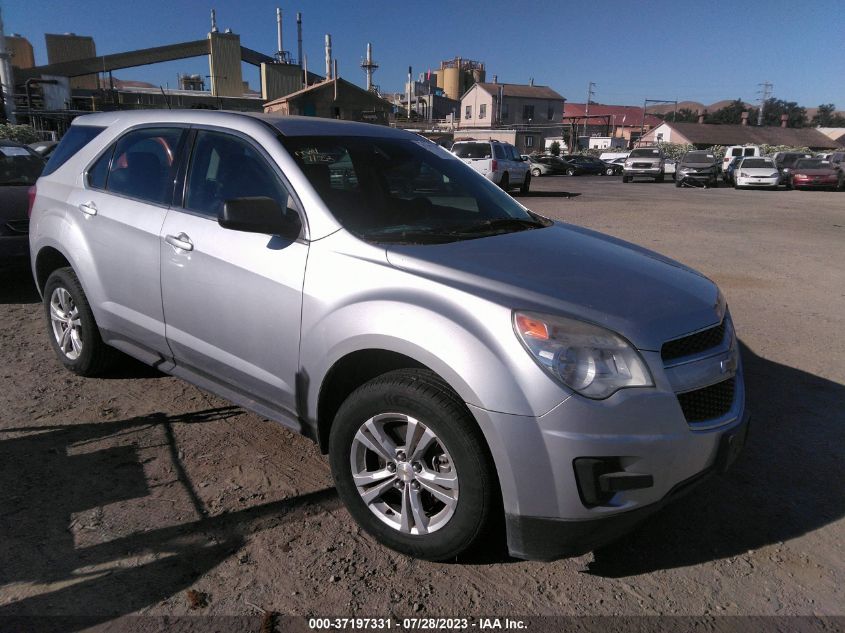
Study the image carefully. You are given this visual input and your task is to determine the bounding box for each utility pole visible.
[583,81,596,136]
[757,81,773,126]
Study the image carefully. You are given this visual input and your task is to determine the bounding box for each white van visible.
[722,145,761,181]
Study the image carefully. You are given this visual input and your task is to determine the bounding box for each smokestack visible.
[296,12,302,68]
[741,111,749,126]
[529,77,534,86]
[276,8,283,57]
[781,113,788,128]
[334,59,339,101]
[407,65,412,120]
[0,5,17,124]
[492,75,497,84]
[361,42,378,92]
[325,34,332,80]
[210,8,218,33]
[303,54,308,86]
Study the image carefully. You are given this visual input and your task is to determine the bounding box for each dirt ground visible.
[1,177,843,629]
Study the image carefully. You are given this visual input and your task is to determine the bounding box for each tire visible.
[499,173,509,191]
[655,174,665,183]
[605,167,614,176]
[329,369,498,561]
[519,174,531,195]
[734,181,740,189]
[675,178,682,187]
[786,181,793,190]
[622,175,631,183]
[531,168,541,178]
[43,267,116,376]
[566,167,576,177]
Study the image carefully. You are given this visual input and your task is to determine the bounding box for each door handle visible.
[165,233,194,252]
[79,201,97,216]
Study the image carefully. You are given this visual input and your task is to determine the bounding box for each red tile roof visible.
[564,103,663,127]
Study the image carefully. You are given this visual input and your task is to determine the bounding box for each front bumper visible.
[678,171,715,182]
[505,410,750,560]
[736,176,779,187]
[624,167,662,177]
[793,178,838,188]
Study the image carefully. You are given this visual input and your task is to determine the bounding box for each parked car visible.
[30,110,748,562]
[526,155,568,177]
[1,140,45,260]
[722,156,742,184]
[733,157,780,189]
[622,147,665,182]
[29,140,59,161]
[773,151,813,185]
[827,150,845,172]
[721,145,761,177]
[675,151,718,187]
[452,140,530,193]
[787,158,843,190]
[562,154,606,176]
[601,158,624,176]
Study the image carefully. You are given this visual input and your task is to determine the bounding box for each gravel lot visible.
[1,176,843,627]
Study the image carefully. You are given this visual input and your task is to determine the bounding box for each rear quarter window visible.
[452,143,492,159]
[42,125,106,177]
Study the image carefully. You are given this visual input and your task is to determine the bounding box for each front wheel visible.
[531,168,542,178]
[43,267,116,376]
[329,370,498,561]
[566,167,576,176]
[605,167,614,176]
[519,174,531,194]
[622,175,631,183]
[499,173,509,191]
[655,174,665,183]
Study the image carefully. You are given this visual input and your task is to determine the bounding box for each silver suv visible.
[623,147,666,183]
[30,110,748,561]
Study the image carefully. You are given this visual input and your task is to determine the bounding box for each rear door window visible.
[87,145,114,190]
[42,125,105,177]
[107,127,184,205]
[493,145,506,160]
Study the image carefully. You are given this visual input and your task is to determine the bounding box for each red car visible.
[788,159,843,191]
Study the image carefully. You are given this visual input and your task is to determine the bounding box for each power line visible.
[583,81,596,136]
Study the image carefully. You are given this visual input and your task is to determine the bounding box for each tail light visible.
[491,159,498,172]
[27,185,37,218]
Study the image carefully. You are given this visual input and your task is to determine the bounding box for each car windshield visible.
[795,159,828,170]
[683,152,714,164]
[629,148,660,158]
[0,146,44,186]
[779,154,806,167]
[741,159,773,168]
[283,135,548,243]
[451,142,491,159]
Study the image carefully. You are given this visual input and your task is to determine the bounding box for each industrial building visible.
[6,34,34,70]
[263,77,392,124]
[640,120,842,150]
[45,33,98,89]
[431,57,485,101]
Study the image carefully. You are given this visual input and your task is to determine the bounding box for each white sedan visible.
[734,157,780,189]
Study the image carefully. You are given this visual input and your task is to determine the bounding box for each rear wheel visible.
[531,168,541,178]
[499,173,509,191]
[675,178,682,187]
[567,167,576,177]
[329,369,498,561]
[43,267,116,376]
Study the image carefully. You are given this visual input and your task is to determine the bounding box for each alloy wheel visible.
[349,413,459,535]
[49,287,83,360]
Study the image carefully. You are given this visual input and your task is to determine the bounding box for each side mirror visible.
[219,196,302,240]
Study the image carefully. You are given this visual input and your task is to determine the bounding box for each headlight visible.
[513,311,653,399]
[769,173,779,178]
[679,167,691,173]
[740,172,749,177]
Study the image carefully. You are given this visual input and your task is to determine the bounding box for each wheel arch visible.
[34,245,74,294]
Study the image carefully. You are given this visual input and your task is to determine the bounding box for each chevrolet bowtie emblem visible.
[720,356,737,374]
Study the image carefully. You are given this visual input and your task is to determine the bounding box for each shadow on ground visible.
[0,261,39,305]
[0,407,340,630]
[515,191,582,199]
[587,341,845,577]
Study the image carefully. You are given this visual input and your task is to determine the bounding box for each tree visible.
[549,141,561,156]
[707,99,755,125]
[760,98,808,128]
[811,104,845,127]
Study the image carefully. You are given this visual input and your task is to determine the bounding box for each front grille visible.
[633,162,652,168]
[4,219,29,235]
[661,321,726,362]
[677,378,735,423]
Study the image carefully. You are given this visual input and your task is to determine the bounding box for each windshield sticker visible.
[0,146,32,157]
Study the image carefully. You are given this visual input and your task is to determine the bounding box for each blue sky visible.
[5,0,845,108]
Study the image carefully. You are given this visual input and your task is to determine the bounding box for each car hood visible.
[0,185,30,223]
[739,167,777,174]
[385,222,721,351]
[680,162,715,169]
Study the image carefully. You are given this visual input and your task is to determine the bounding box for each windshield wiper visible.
[361,228,467,244]
[451,217,547,234]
